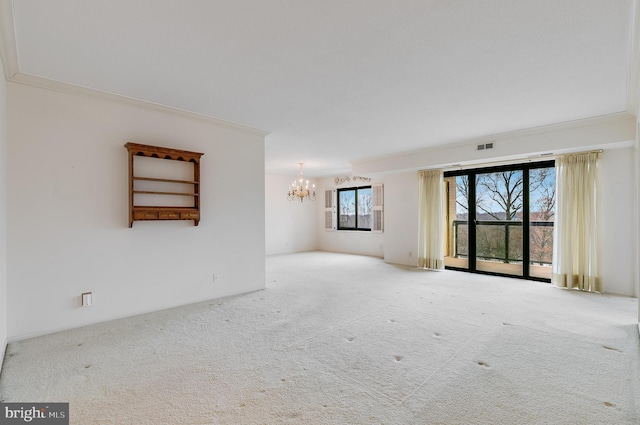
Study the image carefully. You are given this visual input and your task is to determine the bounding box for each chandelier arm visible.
[287,162,316,202]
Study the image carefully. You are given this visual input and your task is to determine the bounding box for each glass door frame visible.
[444,160,554,282]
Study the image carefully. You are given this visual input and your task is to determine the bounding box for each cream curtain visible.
[552,152,601,292]
[418,170,444,269]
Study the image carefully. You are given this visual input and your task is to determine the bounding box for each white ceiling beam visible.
[352,113,636,176]
[627,0,640,118]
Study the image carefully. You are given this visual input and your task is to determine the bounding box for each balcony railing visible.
[453,220,553,265]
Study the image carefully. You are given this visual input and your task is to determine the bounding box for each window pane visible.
[338,190,356,228]
[529,167,555,279]
[475,170,523,276]
[357,188,372,230]
[444,176,468,269]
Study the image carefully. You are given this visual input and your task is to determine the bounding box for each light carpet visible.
[1,251,638,424]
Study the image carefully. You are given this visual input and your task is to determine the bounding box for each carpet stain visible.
[477,361,490,367]
[502,322,514,327]
[604,401,616,408]
[346,337,356,342]
[433,332,441,338]
[394,355,403,362]
[84,364,92,369]
[602,345,623,353]
[388,319,396,323]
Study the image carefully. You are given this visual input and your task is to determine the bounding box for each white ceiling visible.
[7,0,635,177]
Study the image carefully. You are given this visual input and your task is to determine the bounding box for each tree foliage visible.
[456,168,555,221]
[476,171,524,220]
[451,167,556,265]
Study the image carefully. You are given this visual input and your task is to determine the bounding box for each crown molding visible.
[0,0,18,79]
[9,73,269,137]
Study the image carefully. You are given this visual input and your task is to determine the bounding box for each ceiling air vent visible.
[477,142,494,151]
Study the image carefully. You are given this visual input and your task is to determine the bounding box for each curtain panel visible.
[552,152,601,292]
[418,170,444,270]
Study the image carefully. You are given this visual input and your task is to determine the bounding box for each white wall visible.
[599,147,637,296]
[369,149,637,296]
[636,123,640,321]
[0,54,7,365]
[350,115,638,295]
[381,172,419,266]
[7,82,266,340]
[265,173,317,255]
[316,177,384,258]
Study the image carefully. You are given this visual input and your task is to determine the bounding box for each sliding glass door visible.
[475,169,524,276]
[444,161,554,281]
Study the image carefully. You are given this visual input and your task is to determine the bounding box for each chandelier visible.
[288,163,316,202]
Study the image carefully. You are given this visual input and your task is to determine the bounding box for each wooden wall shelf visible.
[125,142,204,227]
